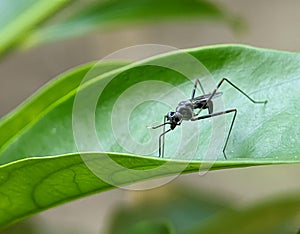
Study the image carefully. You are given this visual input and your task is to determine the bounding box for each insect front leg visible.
[159,128,171,158]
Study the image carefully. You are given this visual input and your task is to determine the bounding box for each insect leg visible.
[162,116,166,157]
[191,109,237,159]
[208,78,267,105]
[147,116,171,157]
[159,128,171,158]
[195,78,267,117]
[191,79,205,99]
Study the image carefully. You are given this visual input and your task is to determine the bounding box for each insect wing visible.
[192,92,223,101]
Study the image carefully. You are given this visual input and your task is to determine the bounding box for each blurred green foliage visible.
[107,186,300,234]
[0,0,238,59]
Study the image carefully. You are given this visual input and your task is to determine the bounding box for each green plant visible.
[107,185,300,234]
[1,44,300,231]
[0,0,236,58]
[0,0,299,233]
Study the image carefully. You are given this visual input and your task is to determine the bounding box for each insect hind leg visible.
[213,78,267,104]
[191,108,237,159]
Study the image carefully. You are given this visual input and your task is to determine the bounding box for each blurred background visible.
[1,0,300,233]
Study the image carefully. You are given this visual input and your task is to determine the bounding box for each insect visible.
[148,78,267,159]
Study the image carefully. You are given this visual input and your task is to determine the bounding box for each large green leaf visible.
[0,45,300,228]
[22,0,239,48]
[0,0,72,57]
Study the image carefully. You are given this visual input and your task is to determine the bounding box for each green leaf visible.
[22,0,239,48]
[0,45,300,228]
[0,61,127,156]
[107,185,300,234]
[0,0,72,57]
[127,220,175,234]
[107,186,233,234]
[188,193,300,234]
[0,153,289,229]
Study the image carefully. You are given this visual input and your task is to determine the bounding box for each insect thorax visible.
[176,100,194,120]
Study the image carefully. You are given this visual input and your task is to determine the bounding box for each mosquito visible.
[148,78,267,159]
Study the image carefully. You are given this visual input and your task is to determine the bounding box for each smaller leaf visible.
[188,193,300,234]
[107,185,233,234]
[0,0,72,57]
[127,219,175,234]
[22,0,239,48]
[108,185,300,234]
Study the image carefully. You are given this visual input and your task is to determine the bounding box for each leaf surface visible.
[0,45,300,228]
